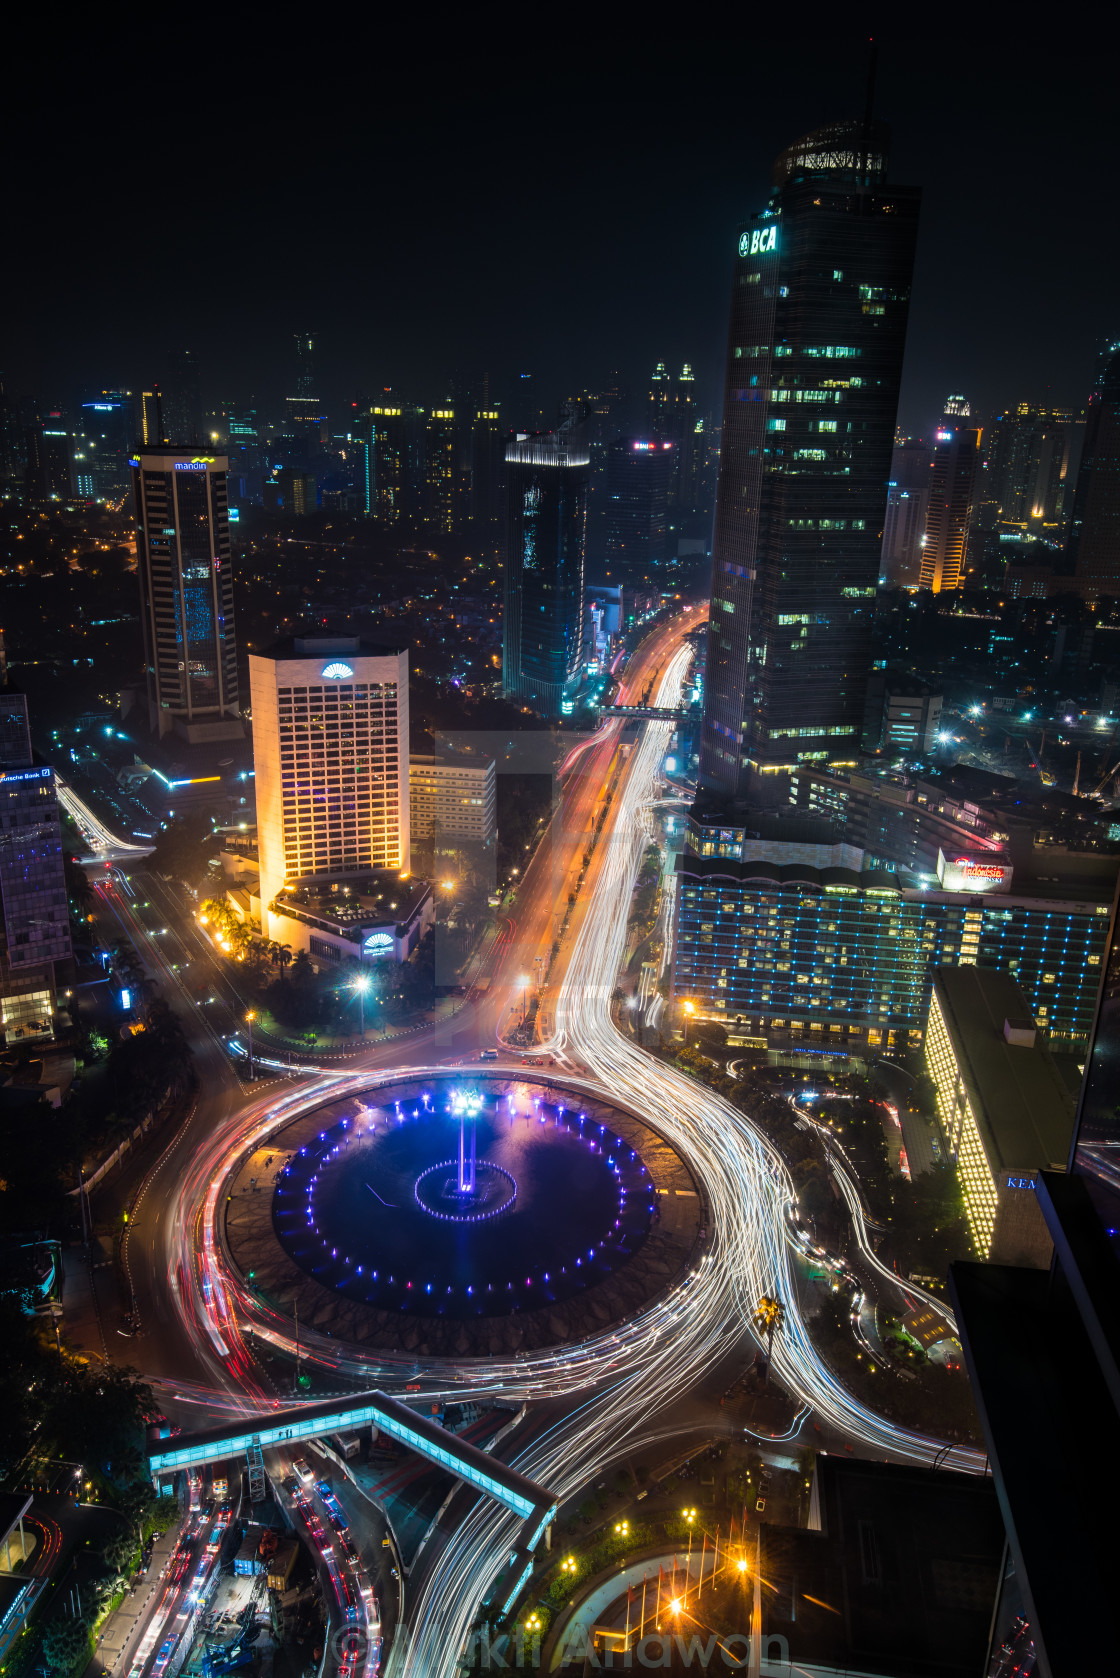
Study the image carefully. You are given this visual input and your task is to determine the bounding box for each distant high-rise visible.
[1067,345,1120,598]
[24,418,72,503]
[227,409,264,506]
[131,446,242,742]
[985,403,1075,537]
[502,433,589,716]
[881,437,932,586]
[697,120,920,806]
[369,403,424,523]
[469,409,505,545]
[424,408,458,532]
[0,684,72,1044]
[648,361,698,511]
[918,402,981,592]
[74,392,134,497]
[137,388,162,446]
[604,437,673,582]
[164,349,204,446]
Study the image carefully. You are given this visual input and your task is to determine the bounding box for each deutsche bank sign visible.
[739,226,777,258]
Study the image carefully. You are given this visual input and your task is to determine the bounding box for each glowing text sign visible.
[739,226,777,258]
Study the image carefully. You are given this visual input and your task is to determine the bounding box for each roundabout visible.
[219,1071,703,1357]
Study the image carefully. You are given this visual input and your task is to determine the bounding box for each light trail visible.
[161,621,979,1677]
[56,775,154,859]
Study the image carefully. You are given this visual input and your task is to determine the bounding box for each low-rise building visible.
[925,966,1076,1261]
[267,871,433,968]
[409,753,496,847]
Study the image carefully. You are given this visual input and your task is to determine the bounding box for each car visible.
[479,1048,498,1061]
[151,1636,178,1678]
[316,1480,332,1499]
[293,1457,314,1481]
[755,1498,766,1513]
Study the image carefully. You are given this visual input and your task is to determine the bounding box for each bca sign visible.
[739,226,778,258]
[936,849,1013,894]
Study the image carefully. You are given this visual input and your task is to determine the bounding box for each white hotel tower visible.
[249,635,410,922]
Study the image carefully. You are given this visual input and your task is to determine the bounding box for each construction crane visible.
[1092,719,1120,798]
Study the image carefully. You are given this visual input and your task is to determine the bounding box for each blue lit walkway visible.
[148,1389,556,1549]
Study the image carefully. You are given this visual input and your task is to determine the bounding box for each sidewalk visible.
[86,1519,181,1677]
[61,1240,116,1362]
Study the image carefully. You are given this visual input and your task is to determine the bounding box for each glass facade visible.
[132,449,239,736]
[673,856,1109,1049]
[502,435,589,717]
[0,761,71,974]
[698,121,920,804]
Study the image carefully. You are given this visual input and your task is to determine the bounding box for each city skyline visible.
[2,26,1118,1678]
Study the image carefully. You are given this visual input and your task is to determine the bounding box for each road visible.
[79,602,982,1678]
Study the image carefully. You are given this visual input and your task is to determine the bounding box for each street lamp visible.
[353,973,372,1041]
[518,974,530,1025]
[245,1010,256,1079]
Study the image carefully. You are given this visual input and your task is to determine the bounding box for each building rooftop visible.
[932,965,1076,1175]
[676,850,1112,909]
[272,870,430,934]
[252,634,409,662]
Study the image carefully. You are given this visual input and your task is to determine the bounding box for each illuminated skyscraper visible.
[697,120,920,807]
[131,446,242,742]
[918,401,981,592]
[1067,344,1120,597]
[502,433,589,716]
[249,634,410,919]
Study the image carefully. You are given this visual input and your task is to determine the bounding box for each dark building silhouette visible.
[369,402,425,524]
[950,866,1120,1676]
[1067,344,1120,597]
[163,349,204,446]
[604,437,673,582]
[469,408,505,546]
[984,403,1075,537]
[502,433,589,717]
[697,119,920,808]
[23,417,71,503]
[0,683,72,1045]
[880,436,931,587]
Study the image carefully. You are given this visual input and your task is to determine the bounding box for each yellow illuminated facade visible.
[925,987,999,1255]
[249,638,410,925]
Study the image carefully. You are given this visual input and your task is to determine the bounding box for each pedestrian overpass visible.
[148,1388,558,1567]
[596,703,691,722]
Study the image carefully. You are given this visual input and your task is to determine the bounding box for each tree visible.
[41,1616,91,1672]
[751,1294,785,1379]
[100,1529,136,1574]
[150,812,216,889]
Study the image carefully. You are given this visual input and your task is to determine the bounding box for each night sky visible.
[5,18,1114,434]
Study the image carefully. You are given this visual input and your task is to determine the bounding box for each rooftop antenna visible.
[859,36,878,185]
